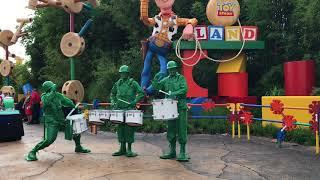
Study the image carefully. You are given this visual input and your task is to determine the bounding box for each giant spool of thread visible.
[1,86,16,97]
[0,30,14,46]
[206,0,240,26]
[62,80,85,102]
[61,0,84,13]
[60,32,85,57]
[0,60,14,77]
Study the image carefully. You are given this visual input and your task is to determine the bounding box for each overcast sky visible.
[0,0,34,60]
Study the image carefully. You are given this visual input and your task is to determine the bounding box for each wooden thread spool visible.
[0,60,14,77]
[1,86,16,97]
[61,0,84,13]
[28,0,38,10]
[60,32,85,57]
[206,0,240,26]
[62,80,85,103]
[11,18,33,44]
[0,30,14,46]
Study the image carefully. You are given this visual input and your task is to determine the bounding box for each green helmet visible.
[167,61,178,69]
[42,81,56,92]
[119,65,129,73]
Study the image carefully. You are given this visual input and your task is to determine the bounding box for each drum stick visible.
[118,99,130,105]
[66,103,81,118]
[159,90,170,95]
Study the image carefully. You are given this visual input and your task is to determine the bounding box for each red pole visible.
[70,13,75,32]
[5,46,9,60]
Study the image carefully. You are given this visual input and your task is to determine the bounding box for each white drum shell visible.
[99,110,111,121]
[68,114,88,134]
[125,110,143,126]
[152,99,179,120]
[89,110,104,124]
[110,110,124,124]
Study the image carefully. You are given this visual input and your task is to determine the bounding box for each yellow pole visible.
[232,121,235,139]
[247,123,250,141]
[316,131,319,155]
[238,121,241,138]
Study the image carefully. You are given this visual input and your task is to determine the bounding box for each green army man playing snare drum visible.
[152,61,189,162]
[110,65,144,157]
[26,81,90,161]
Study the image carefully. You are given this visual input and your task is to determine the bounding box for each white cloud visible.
[0,0,34,61]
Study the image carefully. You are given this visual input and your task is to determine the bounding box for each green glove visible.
[130,100,137,107]
[168,91,176,99]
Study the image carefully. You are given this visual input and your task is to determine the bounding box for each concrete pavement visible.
[0,124,320,180]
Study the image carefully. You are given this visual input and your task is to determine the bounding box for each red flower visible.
[309,101,320,114]
[282,115,297,131]
[309,120,319,134]
[270,100,284,115]
[240,111,253,125]
[202,101,216,112]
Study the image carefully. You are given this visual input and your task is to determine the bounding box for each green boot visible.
[126,143,137,157]
[160,142,176,159]
[74,135,91,153]
[75,146,91,153]
[177,144,189,162]
[112,143,126,156]
[25,150,38,161]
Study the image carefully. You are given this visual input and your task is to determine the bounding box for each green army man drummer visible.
[152,61,189,162]
[26,81,90,161]
[110,65,144,157]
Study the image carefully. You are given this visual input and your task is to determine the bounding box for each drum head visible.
[126,123,142,127]
[89,121,104,125]
[110,120,123,124]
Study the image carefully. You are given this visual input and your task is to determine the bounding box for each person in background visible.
[31,89,41,124]
[23,91,33,124]
[16,95,27,121]
[0,91,3,110]
[0,91,4,100]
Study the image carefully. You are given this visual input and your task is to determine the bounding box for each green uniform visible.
[110,77,144,156]
[153,72,188,143]
[26,81,90,161]
[152,61,189,161]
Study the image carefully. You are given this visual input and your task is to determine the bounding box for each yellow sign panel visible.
[262,96,320,128]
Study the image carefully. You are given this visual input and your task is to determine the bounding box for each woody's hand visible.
[182,24,195,40]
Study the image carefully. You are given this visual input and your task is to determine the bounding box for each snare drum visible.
[67,114,88,134]
[99,110,111,121]
[125,110,143,126]
[89,110,104,125]
[110,110,124,124]
[152,99,179,120]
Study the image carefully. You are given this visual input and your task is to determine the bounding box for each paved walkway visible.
[0,124,320,180]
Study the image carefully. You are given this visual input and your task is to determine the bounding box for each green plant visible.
[265,86,285,96]
[311,87,320,96]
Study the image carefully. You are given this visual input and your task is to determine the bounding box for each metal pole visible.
[70,13,75,80]
[5,46,10,85]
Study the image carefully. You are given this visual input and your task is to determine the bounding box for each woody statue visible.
[140,0,197,94]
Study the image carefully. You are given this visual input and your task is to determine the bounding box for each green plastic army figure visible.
[26,81,90,161]
[152,61,189,162]
[110,65,144,157]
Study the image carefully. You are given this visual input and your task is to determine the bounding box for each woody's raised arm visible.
[140,0,156,26]
[177,18,198,27]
